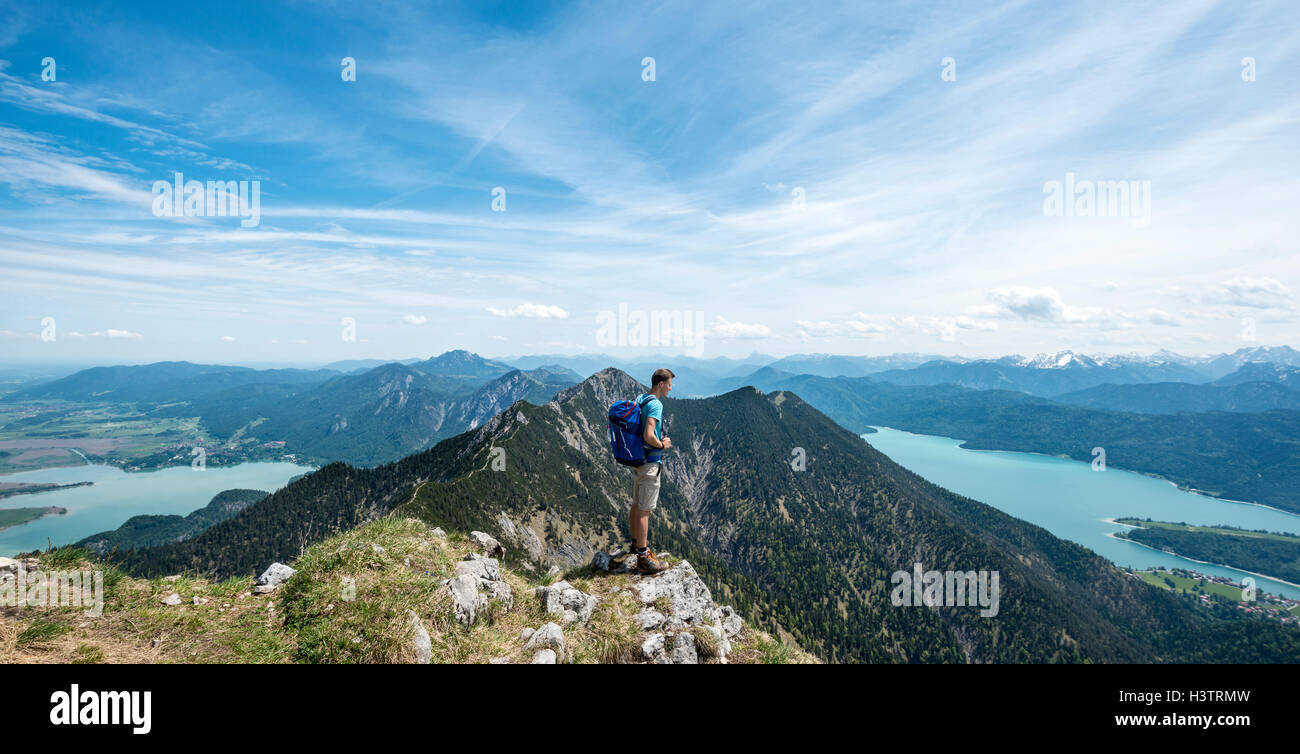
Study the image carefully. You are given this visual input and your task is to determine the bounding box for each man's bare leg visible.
[629,503,648,549]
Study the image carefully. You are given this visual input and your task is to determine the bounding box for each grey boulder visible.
[255,562,297,589]
[536,580,598,625]
[408,610,432,664]
[469,531,505,558]
[524,621,565,660]
[633,561,714,625]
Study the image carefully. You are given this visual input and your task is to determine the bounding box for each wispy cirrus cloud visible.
[0,0,1296,363]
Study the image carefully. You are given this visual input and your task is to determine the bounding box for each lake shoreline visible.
[1106,531,1300,591]
[0,480,93,499]
[863,426,1300,601]
[0,460,316,557]
[864,426,1300,519]
[0,505,68,533]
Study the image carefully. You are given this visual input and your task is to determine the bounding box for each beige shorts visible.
[632,462,662,511]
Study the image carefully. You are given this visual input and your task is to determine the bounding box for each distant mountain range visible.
[155,356,581,466]
[7,346,1299,484]
[682,346,1298,397]
[1054,380,1300,414]
[11,361,343,403]
[105,369,1300,663]
[18,345,1300,402]
[1212,361,1300,387]
[856,353,1210,397]
[7,350,581,467]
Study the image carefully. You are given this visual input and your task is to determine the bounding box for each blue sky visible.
[1,0,1297,365]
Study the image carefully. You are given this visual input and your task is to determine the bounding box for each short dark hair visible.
[651,368,675,387]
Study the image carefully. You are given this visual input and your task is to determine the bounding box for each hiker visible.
[629,368,674,574]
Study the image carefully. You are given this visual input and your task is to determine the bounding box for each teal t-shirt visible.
[637,393,664,460]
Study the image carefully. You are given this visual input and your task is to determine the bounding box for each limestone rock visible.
[160,593,182,606]
[717,605,742,638]
[447,573,488,625]
[641,633,666,660]
[532,649,557,664]
[536,580,598,625]
[408,610,432,664]
[705,623,732,659]
[590,547,634,574]
[632,561,713,625]
[446,553,513,616]
[469,531,505,558]
[634,609,666,631]
[671,632,698,665]
[456,553,501,582]
[524,621,565,660]
[255,562,296,589]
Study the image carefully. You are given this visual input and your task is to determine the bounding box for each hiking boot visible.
[635,549,669,574]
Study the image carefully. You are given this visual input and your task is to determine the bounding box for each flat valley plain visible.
[0,401,293,472]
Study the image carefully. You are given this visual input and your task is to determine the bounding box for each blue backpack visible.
[608,394,660,467]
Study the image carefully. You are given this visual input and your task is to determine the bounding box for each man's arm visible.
[642,417,671,449]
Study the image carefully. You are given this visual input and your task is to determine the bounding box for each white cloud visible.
[402,314,428,325]
[980,286,1099,323]
[219,335,235,341]
[796,312,888,340]
[1202,277,1293,310]
[487,303,569,319]
[90,329,142,338]
[1143,309,1181,327]
[708,316,771,339]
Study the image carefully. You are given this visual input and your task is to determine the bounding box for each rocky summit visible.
[0,517,814,664]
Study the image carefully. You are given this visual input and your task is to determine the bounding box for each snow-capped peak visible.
[1016,350,1100,369]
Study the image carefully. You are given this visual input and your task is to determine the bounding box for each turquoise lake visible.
[0,461,314,556]
[863,426,1300,600]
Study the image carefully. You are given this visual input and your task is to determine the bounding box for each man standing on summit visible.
[629,368,674,574]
